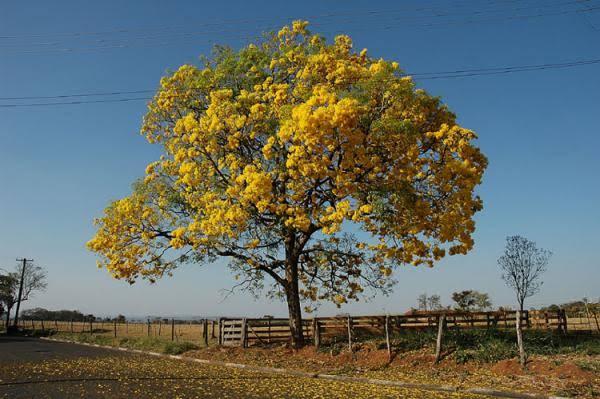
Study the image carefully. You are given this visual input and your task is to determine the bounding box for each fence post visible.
[385,315,391,362]
[267,318,272,344]
[211,320,216,339]
[347,315,353,353]
[218,318,223,345]
[435,314,446,363]
[312,318,320,349]
[171,318,175,341]
[70,318,73,333]
[583,301,593,332]
[561,309,568,334]
[147,319,151,337]
[241,318,248,348]
[41,319,45,333]
[158,321,162,336]
[516,311,526,367]
[89,318,93,334]
[55,319,58,331]
[557,310,563,334]
[114,320,117,338]
[592,311,600,334]
[203,319,209,347]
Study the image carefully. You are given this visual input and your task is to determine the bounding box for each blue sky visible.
[1,0,598,318]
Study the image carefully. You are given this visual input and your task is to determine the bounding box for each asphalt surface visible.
[0,336,481,398]
[0,335,122,362]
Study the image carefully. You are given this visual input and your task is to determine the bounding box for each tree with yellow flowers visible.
[88,21,487,348]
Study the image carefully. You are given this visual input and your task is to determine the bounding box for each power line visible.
[0,0,568,41]
[576,0,600,30]
[0,97,151,108]
[0,89,154,101]
[408,57,600,78]
[1,1,598,55]
[1,57,598,108]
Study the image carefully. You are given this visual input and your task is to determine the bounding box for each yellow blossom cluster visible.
[87,193,162,281]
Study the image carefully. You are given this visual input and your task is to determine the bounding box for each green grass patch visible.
[53,332,198,355]
[163,341,201,355]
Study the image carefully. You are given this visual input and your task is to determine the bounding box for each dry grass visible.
[27,320,218,346]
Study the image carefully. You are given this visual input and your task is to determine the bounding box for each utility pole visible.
[13,258,33,328]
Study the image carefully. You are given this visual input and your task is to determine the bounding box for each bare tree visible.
[5,262,47,328]
[498,235,551,312]
[417,293,429,311]
[428,295,443,311]
[498,235,551,367]
[416,293,443,312]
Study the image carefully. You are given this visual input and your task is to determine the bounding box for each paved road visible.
[0,336,122,362]
[0,336,480,398]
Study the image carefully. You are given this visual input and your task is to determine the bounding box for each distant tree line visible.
[21,308,86,321]
[19,308,130,323]
[541,298,600,316]
[412,290,492,313]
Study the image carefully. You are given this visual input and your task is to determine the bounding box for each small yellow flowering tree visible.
[88,21,487,348]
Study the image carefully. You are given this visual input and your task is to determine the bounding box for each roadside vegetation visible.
[51,332,199,355]
[379,329,600,363]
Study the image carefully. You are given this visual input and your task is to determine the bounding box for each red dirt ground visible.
[189,345,599,398]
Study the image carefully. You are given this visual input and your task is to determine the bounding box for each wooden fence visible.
[19,309,599,348]
[220,309,600,347]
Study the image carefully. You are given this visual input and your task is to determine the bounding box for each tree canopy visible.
[0,274,18,327]
[88,21,487,347]
[451,290,492,311]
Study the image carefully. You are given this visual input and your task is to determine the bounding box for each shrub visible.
[454,349,476,364]
[391,330,437,352]
[163,341,198,355]
[474,340,516,363]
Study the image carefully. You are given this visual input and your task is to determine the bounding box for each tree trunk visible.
[516,310,526,367]
[435,314,446,363]
[5,306,11,329]
[285,261,304,349]
[518,300,524,314]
